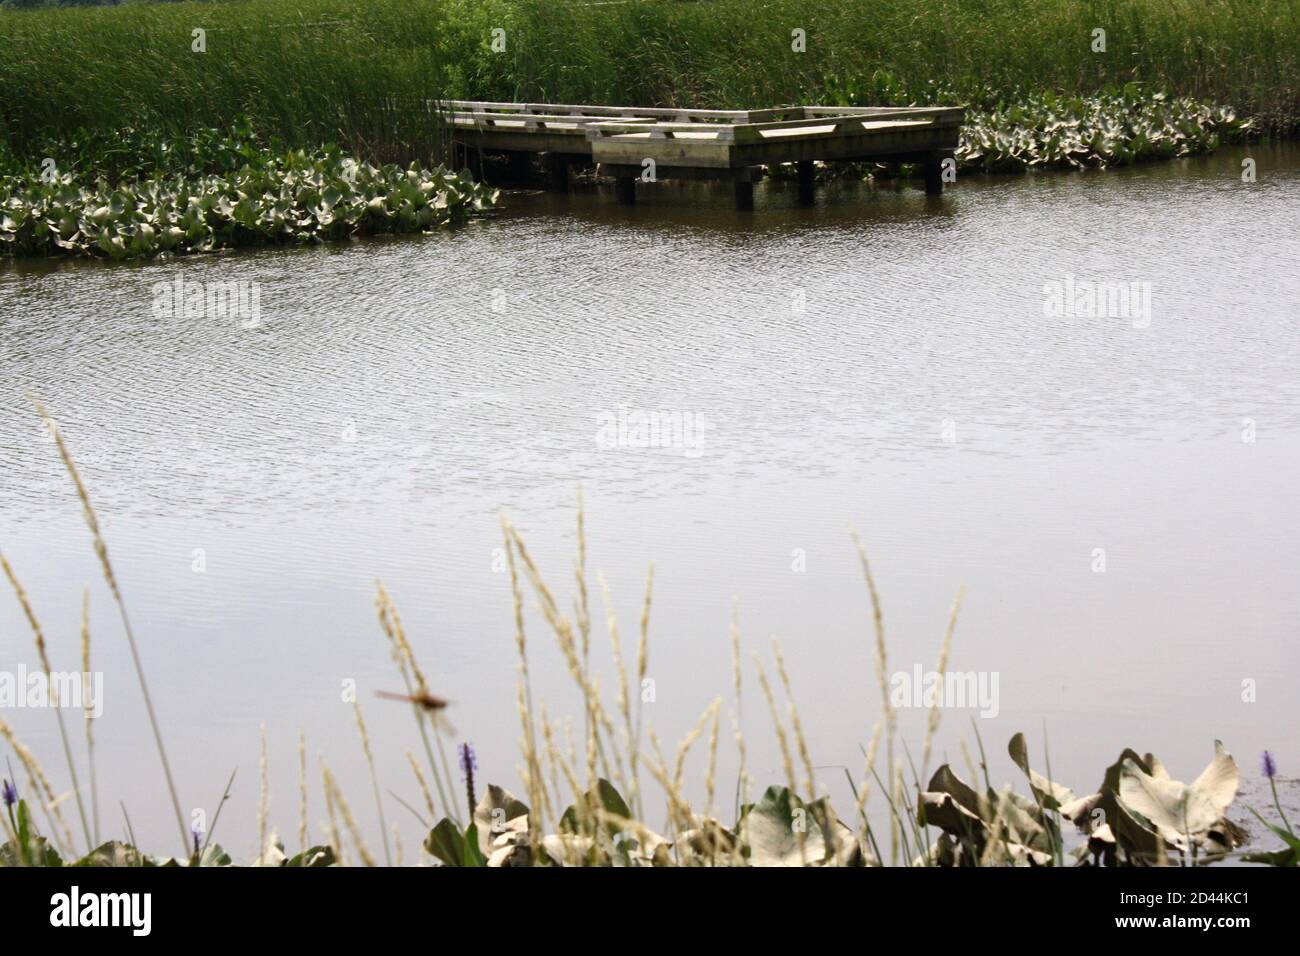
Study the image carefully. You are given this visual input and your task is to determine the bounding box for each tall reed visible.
[2,0,1296,159]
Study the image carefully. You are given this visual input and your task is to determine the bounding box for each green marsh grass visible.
[1,0,1297,163]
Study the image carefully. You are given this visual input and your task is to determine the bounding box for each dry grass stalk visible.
[29,396,188,855]
[505,518,624,796]
[353,701,392,865]
[850,528,896,864]
[599,573,637,808]
[704,700,722,822]
[298,730,309,853]
[574,488,591,670]
[515,679,548,848]
[977,787,1014,867]
[0,550,93,851]
[854,718,884,824]
[771,639,817,800]
[405,751,436,822]
[643,729,696,855]
[0,714,75,854]
[729,606,749,812]
[673,698,720,800]
[959,739,980,791]
[501,518,546,844]
[374,580,457,825]
[752,654,806,865]
[80,587,100,845]
[535,702,565,829]
[320,760,345,865]
[258,724,269,862]
[922,586,965,776]
[633,563,653,818]
[321,760,374,866]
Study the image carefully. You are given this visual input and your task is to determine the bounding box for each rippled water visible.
[2,144,1298,856]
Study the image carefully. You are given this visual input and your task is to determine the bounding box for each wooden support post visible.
[543,153,568,192]
[458,145,483,181]
[507,151,534,182]
[923,154,944,195]
[734,179,755,211]
[796,160,815,205]
[615,177,636,205]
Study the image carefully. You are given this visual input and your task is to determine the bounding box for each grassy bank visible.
[0,0,1297,163]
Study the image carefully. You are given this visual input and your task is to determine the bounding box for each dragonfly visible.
[375,689,456,734]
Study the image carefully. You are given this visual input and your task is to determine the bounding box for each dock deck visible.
[442,100,965,208]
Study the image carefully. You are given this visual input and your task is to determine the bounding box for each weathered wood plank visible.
[440,99,966,198]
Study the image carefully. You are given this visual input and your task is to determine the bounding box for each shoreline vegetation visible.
[0,136,498,260]
[0,0,1292,259]
[1,0,1296,147]
[1,406,1298,867]
[0,93,1253,260]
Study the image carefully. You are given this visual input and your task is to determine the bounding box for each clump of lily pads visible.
[0,147,496,260]
[918,735,1247,867]
[955,90,1250,172]
[413,735,1258,867]
[777,88,1250,185]
[4,734,1294,867]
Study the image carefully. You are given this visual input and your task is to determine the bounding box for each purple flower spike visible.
[2,779,16,808]
[1262,750,1278,780]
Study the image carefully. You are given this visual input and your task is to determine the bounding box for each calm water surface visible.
[2,145,1298,856]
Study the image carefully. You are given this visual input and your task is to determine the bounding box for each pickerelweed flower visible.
[2,779,16,808]
[1262,750,1278,779]
[459,742,477,819]
[1262,750,1292,836]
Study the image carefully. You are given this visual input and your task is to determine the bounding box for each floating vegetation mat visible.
[0,142,496,260]
[955,90,1251,172]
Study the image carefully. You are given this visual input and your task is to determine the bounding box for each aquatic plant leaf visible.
[283,845,337,867]
[424,817,469,867]
[487,842,532,867]
[742,785,828,866]
[592,778,632,821]
[1117,757,1224,852]
[924,764,983,818]
[1241,809,1300,866]
[678,816,738,862]
[461,824,488,866]
[541,833,595,866]
[558,778,633,839]
[918,790,985,836]
[1191,740,1238,814]
[1008,732,1077,809]
[1237,811,1300,868]
[473,784,530,856]
[198,843,233,867]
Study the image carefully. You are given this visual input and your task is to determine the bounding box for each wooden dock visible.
[442,100,965,209]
